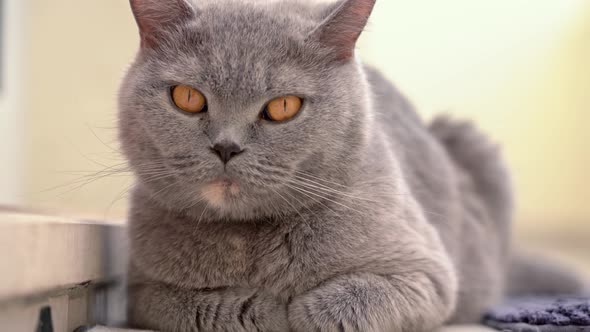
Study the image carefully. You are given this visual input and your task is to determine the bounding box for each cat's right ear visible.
[308,0,376,61]
[129,0,195,48]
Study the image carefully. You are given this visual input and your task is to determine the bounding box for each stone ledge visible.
[0,211,126,304]
[0,211,127,331]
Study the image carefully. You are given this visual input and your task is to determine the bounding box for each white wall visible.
[0,0,25,205]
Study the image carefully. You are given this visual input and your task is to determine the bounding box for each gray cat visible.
[118,0,585,331]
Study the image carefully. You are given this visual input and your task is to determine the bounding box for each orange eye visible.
[171,85,207,113]
[263,96,303,122]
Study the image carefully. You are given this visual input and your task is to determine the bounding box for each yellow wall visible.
[24,0,137,218]
[361,0,590,231]
[21,1,590,231]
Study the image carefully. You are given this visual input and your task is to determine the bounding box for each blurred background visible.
[1,1,588,269]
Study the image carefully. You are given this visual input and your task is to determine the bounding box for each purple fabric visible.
[483,297,590,331]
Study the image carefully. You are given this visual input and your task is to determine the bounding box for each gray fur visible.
[118,0,582,331]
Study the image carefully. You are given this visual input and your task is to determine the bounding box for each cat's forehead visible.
[196,0,325,29]
[157,1,326,98]
[195,1,319,48]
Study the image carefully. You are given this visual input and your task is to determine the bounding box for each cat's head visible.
[119,0,376,221]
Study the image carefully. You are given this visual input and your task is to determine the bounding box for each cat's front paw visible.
[229,291,289,332]
[288,292,372,332]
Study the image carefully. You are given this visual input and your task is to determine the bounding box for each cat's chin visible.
[200,177,241,209]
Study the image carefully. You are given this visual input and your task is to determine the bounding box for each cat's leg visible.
[288,270,457,332]
[128,282,288,332]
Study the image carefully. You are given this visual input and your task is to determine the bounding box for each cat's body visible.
[126,67,507,331]
[119,0,582,331]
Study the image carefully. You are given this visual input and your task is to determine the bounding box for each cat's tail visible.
[506,250,588,296]
[429,115,513,226]
[430,115,587,296]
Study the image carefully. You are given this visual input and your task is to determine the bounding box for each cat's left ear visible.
[308,0,376,61]
[129,0,195,48]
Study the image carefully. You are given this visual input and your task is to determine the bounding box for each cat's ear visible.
[309,0,376,61]
[129,0,195,48]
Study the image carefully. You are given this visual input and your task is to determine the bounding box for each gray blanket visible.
[483,297,590,331]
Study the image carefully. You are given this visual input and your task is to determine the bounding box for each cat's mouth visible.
[199,177,241,208]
